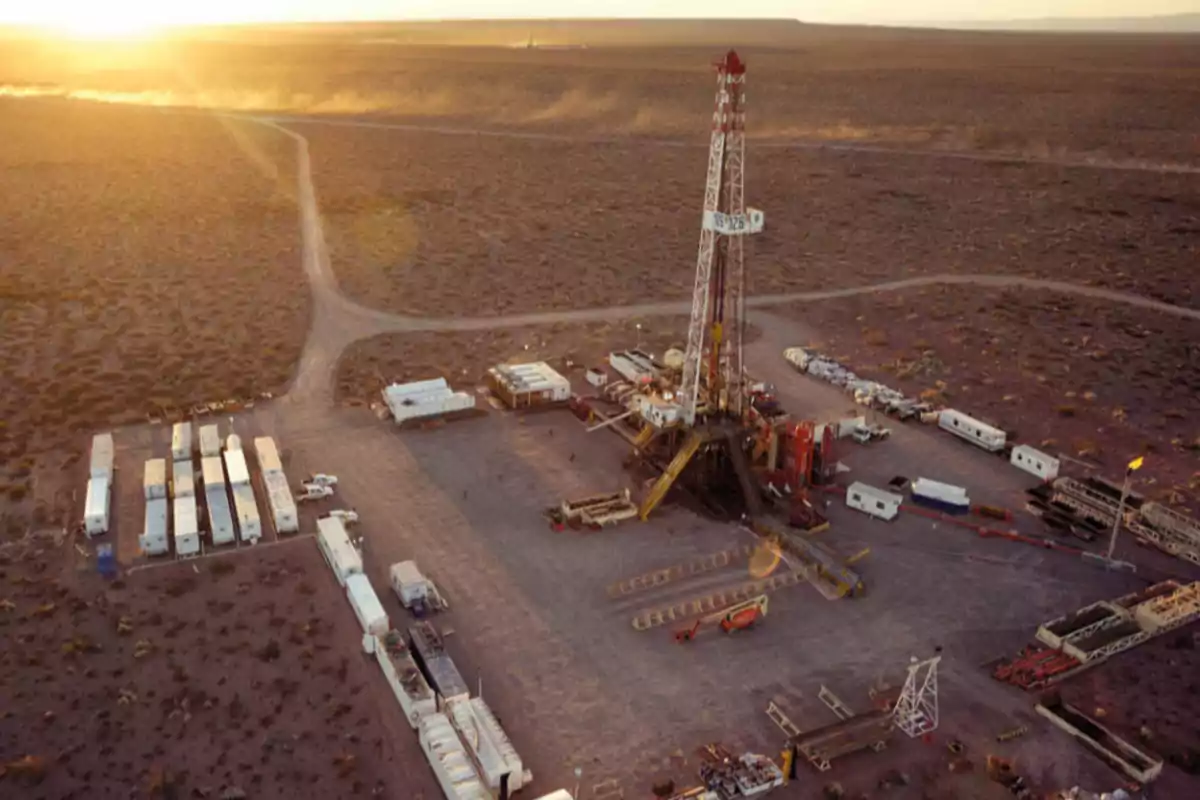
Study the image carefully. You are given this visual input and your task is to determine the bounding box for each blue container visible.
[96,543,117,579]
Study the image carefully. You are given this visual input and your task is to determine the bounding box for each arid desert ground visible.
[1,18,1198,798]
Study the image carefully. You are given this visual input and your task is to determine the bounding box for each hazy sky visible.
[5,0,1198,29]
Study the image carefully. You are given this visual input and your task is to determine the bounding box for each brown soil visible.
[0,536,437,799]
[783,286,1200,510]
[0,99,309,537]
[304,125,1198,317]
[333,320,690,403]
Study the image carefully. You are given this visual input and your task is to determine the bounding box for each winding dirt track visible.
[249,115,1200,410]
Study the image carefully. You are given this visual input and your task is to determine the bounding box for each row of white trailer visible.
[84,433,115,536]
[936,409,1061,481]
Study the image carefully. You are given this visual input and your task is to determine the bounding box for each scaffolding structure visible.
[893,655,940,737]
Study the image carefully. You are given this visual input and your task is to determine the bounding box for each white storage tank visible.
[1011,444,1060,481]
[418,713,490,800]
[231,484,261,543]
[198,424,221,458]
[90,432,115,480]
[170,421,192,462]
[345,573,389,636]
[937,409,1006,452]
[262,471,298,534]
[206,486,236,546]
[845,482,903,521]
[253,436,283,476]
[174,494,200,556]
[139,497,170,556]
[84,476,111,536]
[317,516,362,585]
[223,448,251,487]
[201,456,226,492]
[172,460,195,498]
[143,458,167,500]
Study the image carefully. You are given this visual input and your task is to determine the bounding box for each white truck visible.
[325,509,359,526]
[305,473,339,487]
[297,483,334,502]
[390,561,444,617]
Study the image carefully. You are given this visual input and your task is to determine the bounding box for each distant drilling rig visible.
[631,50,766,521]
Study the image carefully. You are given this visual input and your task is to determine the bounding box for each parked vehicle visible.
[390,560,444,617]
[305,473,339,487]
[297,483,335,502]
[325,509,359,525]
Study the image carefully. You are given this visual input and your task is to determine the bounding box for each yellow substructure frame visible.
[638,429,706,520]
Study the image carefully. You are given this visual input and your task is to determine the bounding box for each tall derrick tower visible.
[679,49,764,426]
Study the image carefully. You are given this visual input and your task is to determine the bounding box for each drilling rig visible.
[633,50,766,521]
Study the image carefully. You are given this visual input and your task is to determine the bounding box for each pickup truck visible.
[305,473,339,487]
[297,484,335,502]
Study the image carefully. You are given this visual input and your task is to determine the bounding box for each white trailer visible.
[201,456,225,492]
[846,482,903,521]
[90,432,114,480]
[374,630,438,728]
[84,476,111,536]
[206,486,236,546]
[317,516,362,585]
[446,696,528,794]
[262,471,298,534]
[143,458,167,500]
[253,436,283,476]
[173,494,200,557]
[390,561,439,612]
[418,713,490,800]
[1011,444,1061,481]
[223,448,251,487]
[170,421,192,461]
[198,424,221,458]
[345,573,389,636]
[937,409,1006,452]
[139,497,170,556]
[172,460,195,498]
[231,484,261,543]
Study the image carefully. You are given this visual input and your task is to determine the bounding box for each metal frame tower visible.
[893,655,941,737]
[678,50,764,427]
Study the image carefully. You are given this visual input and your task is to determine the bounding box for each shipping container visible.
[317,516,362,585]
[262,471,298,534]
[198,424,221,458]
[173,494,200,557]
[846,482,903,521]
[84,476,111,536]
[143,458,167,500]
[201,456,226,491]
[139,497,170,556]
[446,696,527,793]
[911,478,971,515]
[206,487,236,546]
[90,432,114,480]
[418,713,490,800]
[253,436,283,476]
[1011,445,1061,481]
[223,447,251,487]
[374,630,438,728]
[172,460,195,498]
[937,409,1006,453]
[408,622,470,704]
[231,484,261,543]
[170,422,192,461]
[345,573,389,636]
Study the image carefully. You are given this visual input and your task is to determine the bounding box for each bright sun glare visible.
[53,13,162,39]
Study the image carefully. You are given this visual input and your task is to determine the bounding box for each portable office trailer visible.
[139,497,170,556]
[418,713,490,800]
[223,448,251,487]
[937,409,1006,452]
[198,424,221,458]
[911,478,971,515]
[90,432,114,480]
[200,456,225,491]
[231,484,261,543]
[170,421,192,461]
[262,471,298,534]
[84,476,111,536]
[374,631,437,728]
[316,516,362,585]
[143,458,167,500]
[345,573,389,636]
[253,436,283,476]
[845,482,903,521]
[172,460,195,498]
[206,487,236,546]
[408,622,470,704]
[1011,444,1060,481]
[173,494,200,556]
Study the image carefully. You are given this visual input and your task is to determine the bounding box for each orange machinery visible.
[674,595,769,642]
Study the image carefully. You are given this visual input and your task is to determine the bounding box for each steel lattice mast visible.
[679,50,763,427]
